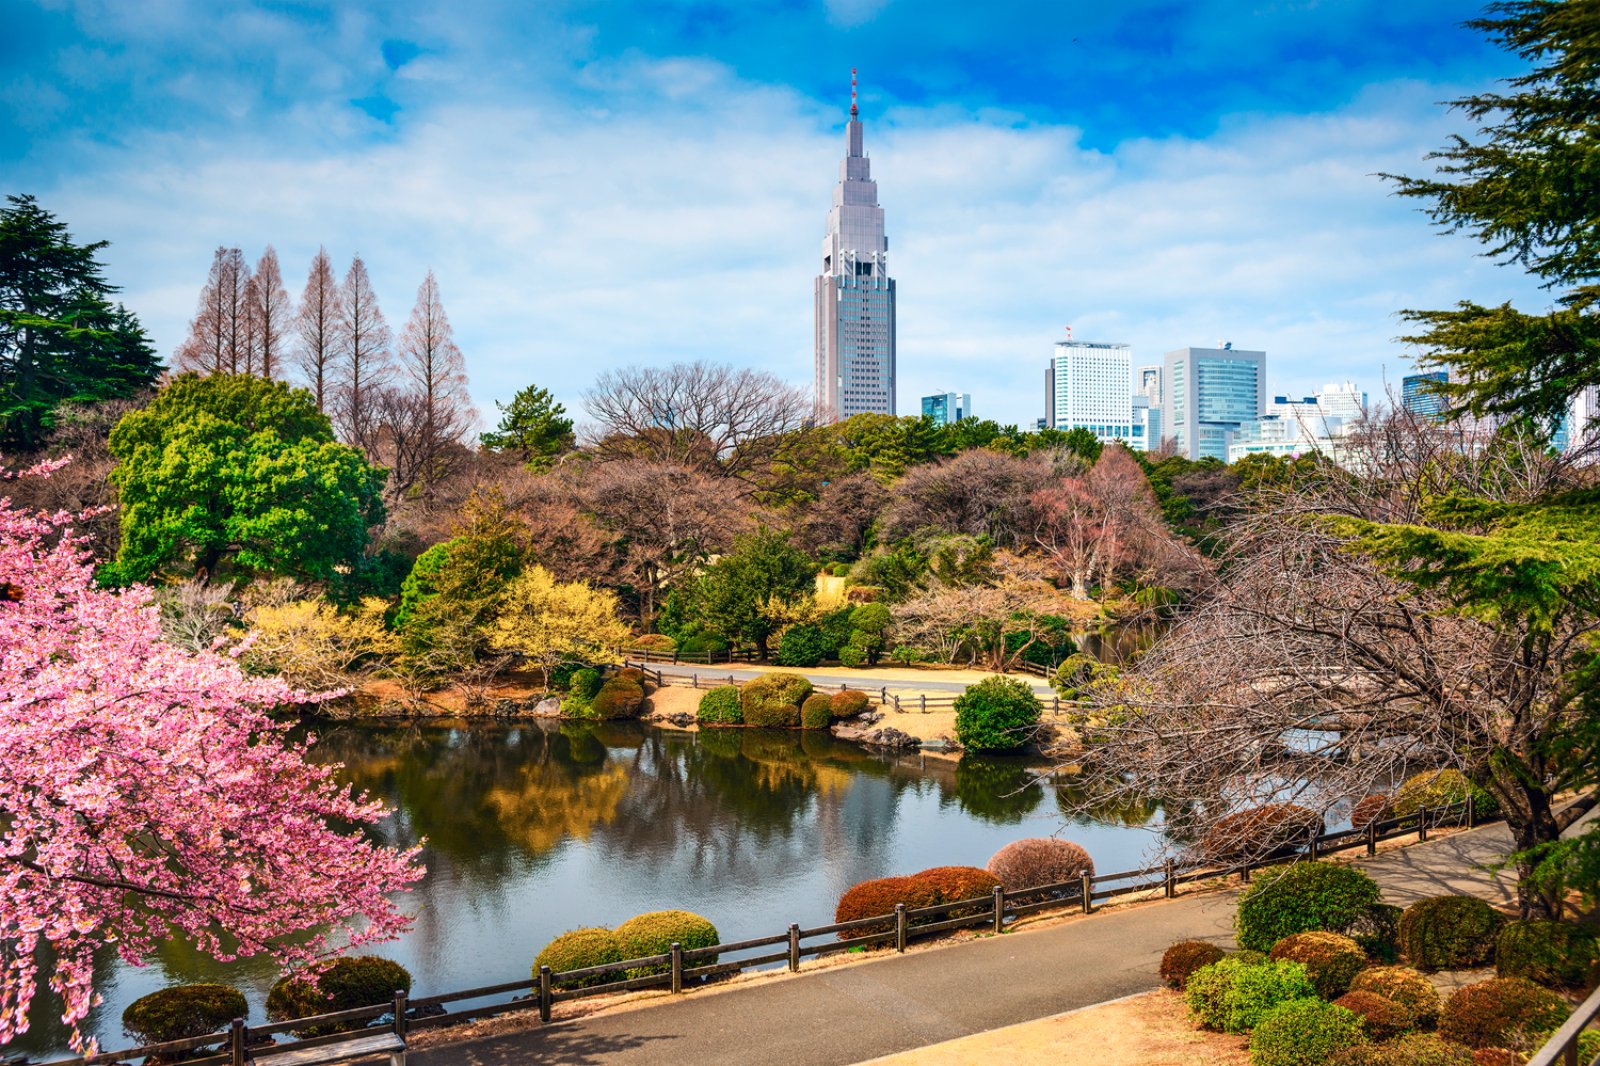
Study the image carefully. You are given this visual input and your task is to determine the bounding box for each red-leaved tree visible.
[0,463,422,1051]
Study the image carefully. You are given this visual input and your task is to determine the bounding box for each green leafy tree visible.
[106,374,384,583]
[1388,2,1600,432]
[480,384,575,469]
[954,676,1042,753]
[0,194,160,449]
[694,527,816,658]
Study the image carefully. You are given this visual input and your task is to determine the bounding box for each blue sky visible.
[3,0,1547,428]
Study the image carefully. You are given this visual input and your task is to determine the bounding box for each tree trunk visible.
[1503,782,1563,919]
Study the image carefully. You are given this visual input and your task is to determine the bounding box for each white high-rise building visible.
[1137,365,1162,405]
[813,73,896,423]
[1046,341,1134,444]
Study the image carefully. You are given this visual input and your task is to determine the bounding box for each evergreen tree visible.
[481,383,575,469]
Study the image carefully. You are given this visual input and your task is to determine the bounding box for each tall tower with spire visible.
[814,69,896,422]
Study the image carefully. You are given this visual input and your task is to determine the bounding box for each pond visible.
[14,721,1167,1059]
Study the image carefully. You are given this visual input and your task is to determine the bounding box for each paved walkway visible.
[412,824,1519,1066]
[644,662,1057,697]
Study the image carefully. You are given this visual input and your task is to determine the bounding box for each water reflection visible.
[11,721,1167,1059]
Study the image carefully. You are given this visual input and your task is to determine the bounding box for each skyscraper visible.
[814,71,897,423]
[921,391,971,427]
[1047,340,1134,444]
[1164,345,1267,460]
[1402,371,1449,419]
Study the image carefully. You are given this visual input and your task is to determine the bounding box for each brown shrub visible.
[1470,1051,1524,1066]
[985,838,1094,893]
[1349,966,1443,1029]
[830,690,872,718]
[1438,977,1568,1050]
[1350,793,1391,830]
[833,876,942,938]
[1333,990,1414,1040]
[1198,803,1324,862]
[1160,940,1225,990]
[1270,931,1368,997]
[912,866,1001,916]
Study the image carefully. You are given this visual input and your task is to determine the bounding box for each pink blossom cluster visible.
[0,463,422,1051]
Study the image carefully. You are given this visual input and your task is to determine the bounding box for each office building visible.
[1164,345,1267,460]
[1131,395,1160,452]
[1402,371,1449,420]
[1047,341,1134,445]
[813,75,897,422]
[1137,365,1162,405]
[921,391,971,427]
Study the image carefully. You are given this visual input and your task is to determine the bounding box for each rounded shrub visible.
[1349,966,1442,1029]
[1397,895,1506,971]
[985,838,1095,893]
[266,957,413,1036]
[1347,902,1403,962]
[774,625,829,667]
[1350,793,1391,830]
[568,667,603,700]
[1438,977,1568,1049]
[830,690,871,719]
[590,677,645,719]
[696,685,743,725]
[1199,803,1324,862]
[800,693,834,730]
[911,865,1001,915]
[953,676,1041,753]
[1184,956,1318,1033]
[1161,940,1226,990]
[1229,949,1270,965]
[1249,998,1367,1066]
[632,633,675,652]
[1329,1033,1474,1066]
[740,672,813,728]
[677,633,729,658]
[1391,769,1496,820]
[1469,1050,1524,1066]
[1333,990,1414,1039]
[614,910,721,977]
[1234,861,1382,952]
[834,876,942,937]
[836,641,867,668]
[1270,931,1369,998]
[535,927,625,989]
[122,984,247,1044]
[1494,918,1599,988]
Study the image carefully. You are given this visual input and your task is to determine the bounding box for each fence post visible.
[788,923,801,972]
[1466,793,1476,828]
[674,650,679,664]
[1164,859,1175,899]
[230,1018,246,1066]
[693,673,699,689]
[895,903,908,952]
[920,694,926,713]
[538,965,552,1023]
[1419,805,1429,842]
[893,695,901,712]
[1240,861,1251,885]
[1366,819,1377,856]
[1080,871,1093,914]
[880,686,887,705]
[1308,829,1319,861]
[393,989,408,1039]
[1053,696,1060,715]
[992,886,1006,934]
[670,942,683,994]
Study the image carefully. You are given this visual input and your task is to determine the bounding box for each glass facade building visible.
[1402,371,1449,420]
[1163,346,1267,460]
[921,391,971,427]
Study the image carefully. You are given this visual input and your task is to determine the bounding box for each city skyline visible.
[2,1,1553,429]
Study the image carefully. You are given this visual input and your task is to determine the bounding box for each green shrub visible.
[1494,918,1599,987]
[1199,804,1324,862]
[1397,896,1505,971]
[568,667,603,700]
[1437,977,1568,1049]
[834,875,943,937]
[677,633,729,658]
[696,685,743,725]
[1348,966,1442,1029]
[836,639,867,667]
[266,957,413,1036]
[800,693,833,729]
[613,910,720,977]
[1347,903,1403,962]
[535,927,625,989]
[740,672,813,727]
[1333,990,1414,1039]
[1234,862,1382,953]
[1229,949,1270,966]
[1528,1030,1600,1065]
[774,624,829,667]
[953,676,1041,753]
[829,561,851,577]
[1160,940,1226,990]
[1269,931,1368,998]
[1249,998,1368,1066]
[1184,956,1317,1033]
[1391,769,1496,820]
[122,984,247,1044]
[830,690,871,718]
[590,677,645,719]
[1329,1033,1474,1066]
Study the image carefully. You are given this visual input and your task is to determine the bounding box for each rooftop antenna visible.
[851,68,858,118]
[1064,324,1073,342]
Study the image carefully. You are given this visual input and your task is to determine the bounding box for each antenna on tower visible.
[851,68,858,118]
[1064,324,1073,342]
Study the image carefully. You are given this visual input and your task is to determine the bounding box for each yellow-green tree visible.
[240,598,397,691]
[490,565,631,680]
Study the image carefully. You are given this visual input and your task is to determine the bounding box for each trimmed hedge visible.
[1249,998,1367,1066]
[1333,990,1414,1039]
[1348,966,1442,1029]
[1469,1050,1524,1066]
[1350,794,1391,830]
[1397,895,1505,972]
[740,672,813,728]
[568,668,603,700]
[774,624,829,667]
[830,690,871,718]
[696,685,743,725]
[266,957,413,1036]
[535,927,625,989]
[1329,1034,1474,1066]
[1347,902,1403,963]
[1437,976,1568,1050]
[614,910,720,977]
[591,677,645,719]
[1184,956,1317,1033]
[122,984,247,1044]
[1199,804,1324,862]
[800,693,834,730]
[912,865,1001,916]
[953,676,1041,753]
[1494,918,1600,988]
[1161,940,1226,990]
[834,876,942,937]
[631,633,676,652]
[985,838,1094,893]
[1391,769,1496,820]
[1234,861,1381,953]
[1269,931,1368,998]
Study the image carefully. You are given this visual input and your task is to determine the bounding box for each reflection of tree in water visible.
[482,759,629,855]
[948,757,1046,824]
[1054,775,1160,828]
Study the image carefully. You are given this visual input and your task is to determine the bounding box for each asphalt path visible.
[411,823,1521,1066]
[643,662,1057,698]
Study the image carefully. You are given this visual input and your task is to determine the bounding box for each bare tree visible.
[583,361,810,486]
[175,247,253,374]
[392,271,474,502]
[797,471,890,558]
[890,573,1061,670]
[248,246,292,379]
[294,247,345,411]
[332,255,393,453]
[878,449,1056,549]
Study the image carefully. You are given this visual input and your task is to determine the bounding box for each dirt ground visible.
[858,990,1251,1066]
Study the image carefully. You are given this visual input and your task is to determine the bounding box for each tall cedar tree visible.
[394,271,474,500]
[295,247,345,410]
[249,246,292,379]
[175,247,253,375]
[0,195,159,449]
[333,255,393,454]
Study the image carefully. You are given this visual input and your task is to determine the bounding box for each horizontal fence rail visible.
[1528,981,1600,1066]
[44,798,1486,1066]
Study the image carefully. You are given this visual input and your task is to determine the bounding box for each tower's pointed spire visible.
[850,67,858,118]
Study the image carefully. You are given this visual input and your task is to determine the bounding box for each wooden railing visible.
[1528,981,1600,1066]
[40,797,1487,1066]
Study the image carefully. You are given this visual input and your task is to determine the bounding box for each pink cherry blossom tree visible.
[0,462,422,1052]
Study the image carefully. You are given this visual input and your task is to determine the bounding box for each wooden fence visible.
[1528,981,1600,1066]
[43,798,1487,1066]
